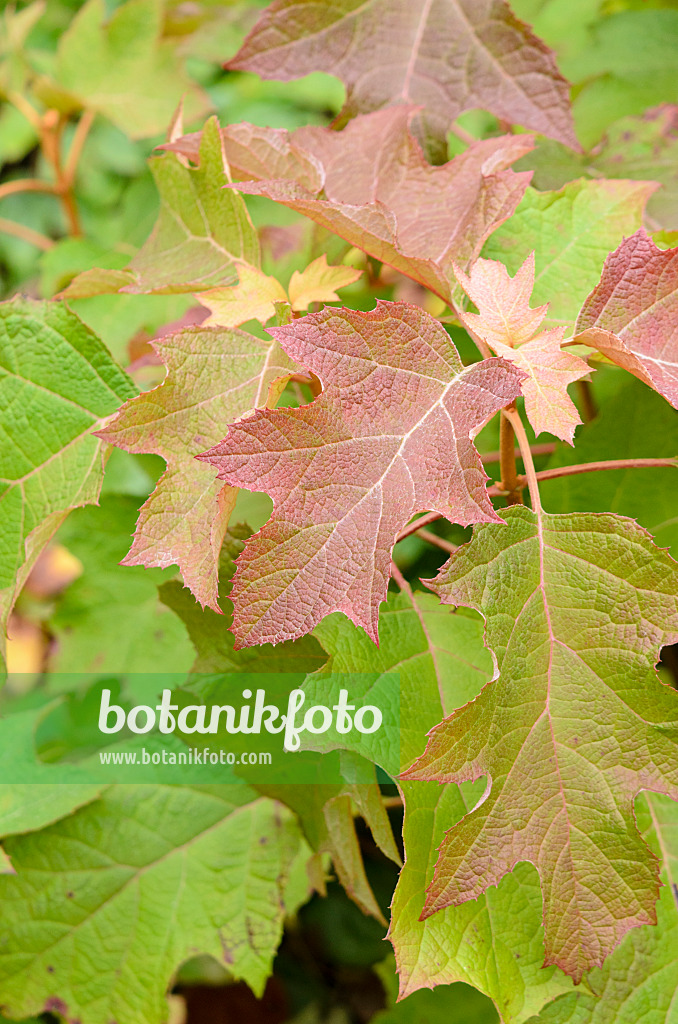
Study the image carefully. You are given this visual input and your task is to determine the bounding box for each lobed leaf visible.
[455,255,589,442]
[199,301,525,646]
[575,230,678,410]
[0,300,134,657]
[404,507,678,981]
[0,786,309,1024]
[168,108,534,304]
[62,117,260,297]
[227,0,577,159]
[484,179,655,327]
[97,326,295,612]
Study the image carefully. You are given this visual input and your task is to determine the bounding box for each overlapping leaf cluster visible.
[1,1,678,1023]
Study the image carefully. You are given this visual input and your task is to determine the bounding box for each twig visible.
[62,109,95,189]
[390,560,410,592]
[576,379,597,422]
[0,179,57,200]
[449,121,476,147]
[480,442,556,465]
[532,457,678,484]
[0,217,54,250]
[6,91,43,131]
[395,510,443,544]
[415,528,457,554]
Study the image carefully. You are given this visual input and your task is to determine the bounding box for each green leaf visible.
[525,794,678,1023]
[561,10,678,147]
[305,590,574,1022]
[405,507,678,982]
[540,375,678,557]
[0,707,105,837]
[49,495,194,675]
[0,786,309,1023]
[47,0,209,138]
[63,117,260,296]
[483,179,653,328]
[0,299,134,656]
[373,955,499,1024]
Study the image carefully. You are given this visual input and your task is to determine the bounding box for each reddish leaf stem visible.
[414,527,457,554]
[390,560,410,592]
[499,404,523,505]
[0,217,54,250]
[502,406,542,513]
[532,457,678,483]
[480,442,556,464]
[395,511,443,543]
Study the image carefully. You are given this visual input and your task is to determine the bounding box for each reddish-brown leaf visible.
[455,255,590,442]
[575,230,678,410]
[227,0,577,157]
[167,108,533,304]
[198,302,525,646]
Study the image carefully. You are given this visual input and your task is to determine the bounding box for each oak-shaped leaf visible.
[403,506,678,982]
[0,786,310,1024]
[525,794,678,1023]
[62,117,260,298]
[168,108,533,304]
[455,255,589,442]
[298,590,574,1019]
[97,327,294,612]
[0,299,134,659]
[575,230,678,410]
[200,255,362,329]
[199,301,525,646]
[227,0,577,159]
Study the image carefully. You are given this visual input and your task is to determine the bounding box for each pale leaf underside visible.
[455,255,589,442]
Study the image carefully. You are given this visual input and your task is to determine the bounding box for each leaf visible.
[540,376,678,557]
[483,179,655,327]
[199,301,525,645]
[200,264,288,329]
[404,506,678,982]
[199,255,361,329]
[519,106,678,232]
[159,527,327,677]
[524,794,678,1023]
[0,707,105,837]
[97,325,295,612]
[0,786,308,1023]
[0,300,134,654]
[373,955,499,1024]
[306,590,574,1021]
[50,496,194,674]
[168,108,533,304]
[454,255,589,442]
[62,117,260,297]
[227,0,577,159]
[161,530,393,923]
[575,230,678,410]
[288,255,362,312]
[47,0,208,139]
